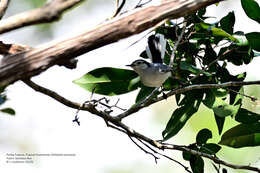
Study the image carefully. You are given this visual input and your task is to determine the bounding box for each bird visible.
[127,34,172,87]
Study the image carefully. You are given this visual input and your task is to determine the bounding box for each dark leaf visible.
[196,128,212,145]
[190,155,204,173]
[241,0,260,23]
[220,12,235,34]
[0,108,15,115]
[219,123,260,148]
[200,143,221,155]
[246,32,260,51]
[214,114,225,135]
[235,108,260,124]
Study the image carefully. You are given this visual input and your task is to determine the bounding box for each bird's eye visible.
[137,61,141,64]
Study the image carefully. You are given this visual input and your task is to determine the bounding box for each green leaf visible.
[162,92,203,140]
[196,22,238,42]
[203,89,241,117]
[246,32,260,51]
[190,155,204,173]
[162,104,198,141]
[196,128,212,145]
[73,67,139,96]
[235,108,260,124]
[200,143,221,155]
[180,61,211,76]
[0,108,15,115]
[219,123,260,148]
[220,12,235,34]
[241,0,260,23]
[214,114,225,135]
[135,86,155,103]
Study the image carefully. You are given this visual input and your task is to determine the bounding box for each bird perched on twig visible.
[127,34,172,87]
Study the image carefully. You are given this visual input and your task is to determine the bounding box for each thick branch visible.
[0,0,83,34]
[0,0,223,87]
[0,0,10,19]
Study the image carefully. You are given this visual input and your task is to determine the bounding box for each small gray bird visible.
[127,34,172,87]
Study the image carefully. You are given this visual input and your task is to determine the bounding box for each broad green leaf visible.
[73,67,139,96]
[190,155,204,173]
[235,108,260,124]
[220,12,235,34]
[200,143,221,155]
[180,61,211,76]
[219,123,260,148]
[241,0,260,23]
[0,108,15,115]
[246,32,260,51]
[196,128,212,145]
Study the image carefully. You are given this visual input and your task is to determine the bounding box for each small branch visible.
[136,138,191,173]
[227,88,257,102]
[0,0,83,34]
[117,87,159,120]
[169,21,187,66]
[128,135,160,164]
[116,80,260,120]
[0,0,10,19]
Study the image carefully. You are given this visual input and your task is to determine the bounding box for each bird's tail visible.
[146,34,166,64]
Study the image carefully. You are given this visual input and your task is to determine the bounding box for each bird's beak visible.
[126,64,133,67]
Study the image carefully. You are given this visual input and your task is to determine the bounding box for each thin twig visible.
[128,135,159,163]
[169,21,187,66]
[227,88,257,102]
[136,138,192,173]
[135,0,152,8]
[111,0,126,18]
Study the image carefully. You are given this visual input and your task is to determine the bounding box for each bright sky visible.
[0,1,259,173]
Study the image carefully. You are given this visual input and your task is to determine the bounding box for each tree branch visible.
[22,78,260,172]
[0,0,10,19]
[0,0,83,34]
[0,0,224,87]
[116,80,260,119]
